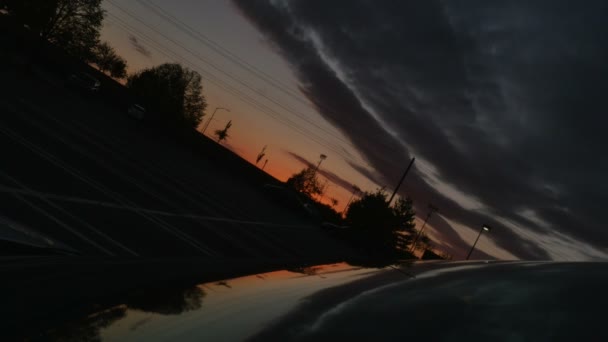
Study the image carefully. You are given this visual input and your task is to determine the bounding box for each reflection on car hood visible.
[48,261,608,341]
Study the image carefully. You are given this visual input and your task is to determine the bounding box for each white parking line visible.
[0,122,216,256]
[21,97,257,220]
[0,185,115,256]
[30,100,248,218]
[0,184,313,230]
[13,100,305,254]
[0,172,139,256]
[4,99,315,259]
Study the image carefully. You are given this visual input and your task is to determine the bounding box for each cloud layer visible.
[129,35,152,58]
[233,0,608,260]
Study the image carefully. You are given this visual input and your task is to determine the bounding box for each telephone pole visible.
[202,107,230,134]
[388,157,415,205]
[342,184,361,216]
[410,204,438,253]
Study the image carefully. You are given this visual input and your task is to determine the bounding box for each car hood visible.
[46,260,608,341]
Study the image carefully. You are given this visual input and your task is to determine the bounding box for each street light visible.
[466,224,491,260]
[201,107,230,134]
[314,154,327,173]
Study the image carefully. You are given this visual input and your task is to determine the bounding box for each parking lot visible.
[0,67,352,260]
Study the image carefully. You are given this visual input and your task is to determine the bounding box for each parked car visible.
[67,72,100,92]
[262,184,320,219]
[127,104,146,121]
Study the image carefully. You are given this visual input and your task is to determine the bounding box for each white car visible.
[127,104,146,121]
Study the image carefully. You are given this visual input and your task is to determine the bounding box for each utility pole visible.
[388,157,415,205]
[410,204,438,253]
[202,107,230,134]
[261,159,268,171]
[342,184,361,216]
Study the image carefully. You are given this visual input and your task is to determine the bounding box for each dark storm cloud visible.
[129,35,152,58]
[233,0,608,259]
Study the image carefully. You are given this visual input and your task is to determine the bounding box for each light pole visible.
[466,224,491,260]
[201,107,230,134]
[313,154,327,176]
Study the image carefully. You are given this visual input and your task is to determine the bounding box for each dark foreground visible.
[0,64,353,260]
[7,260,608,341]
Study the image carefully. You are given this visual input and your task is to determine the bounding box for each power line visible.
[106,2,423,179]
[138,0,305,101]
[127,0,407,157]
[107,0,357,151]
[140,0,404,155]
[105,13,366,164]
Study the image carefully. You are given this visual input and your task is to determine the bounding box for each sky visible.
[100,0,608,261]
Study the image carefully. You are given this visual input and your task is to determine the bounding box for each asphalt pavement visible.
[0,66,354,260]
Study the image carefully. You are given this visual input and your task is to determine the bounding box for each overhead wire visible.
[137,0,408,157]
[107,1,421,177]
[105,13,366,164]
[138,0,311,108]
[106,0,358,153]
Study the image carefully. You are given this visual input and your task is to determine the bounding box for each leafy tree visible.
[108,57,127,79]
[45,306,126,341]
[314,201,344,224]
[215,120,232,143]
[345,189,416,258]
[91,41,127,79]
[2,0,105,59]
[392,196,417,251]
[286,167,323,196]
[127,63,207,128]
[417,233,433,252]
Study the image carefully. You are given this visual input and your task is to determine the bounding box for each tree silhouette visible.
[330,198,339,207]
[2,0,104,59]
[286,167,323,196]
[43,285,206,340]
[127,63,207,128]
[345,189,416,258]
[342,184,362,214]
[126,286,206,315]
[91,41,127,79]
[44,306,127,342]
[315,201,344,224]
[214,120,232,143]
[287,266,320,276]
